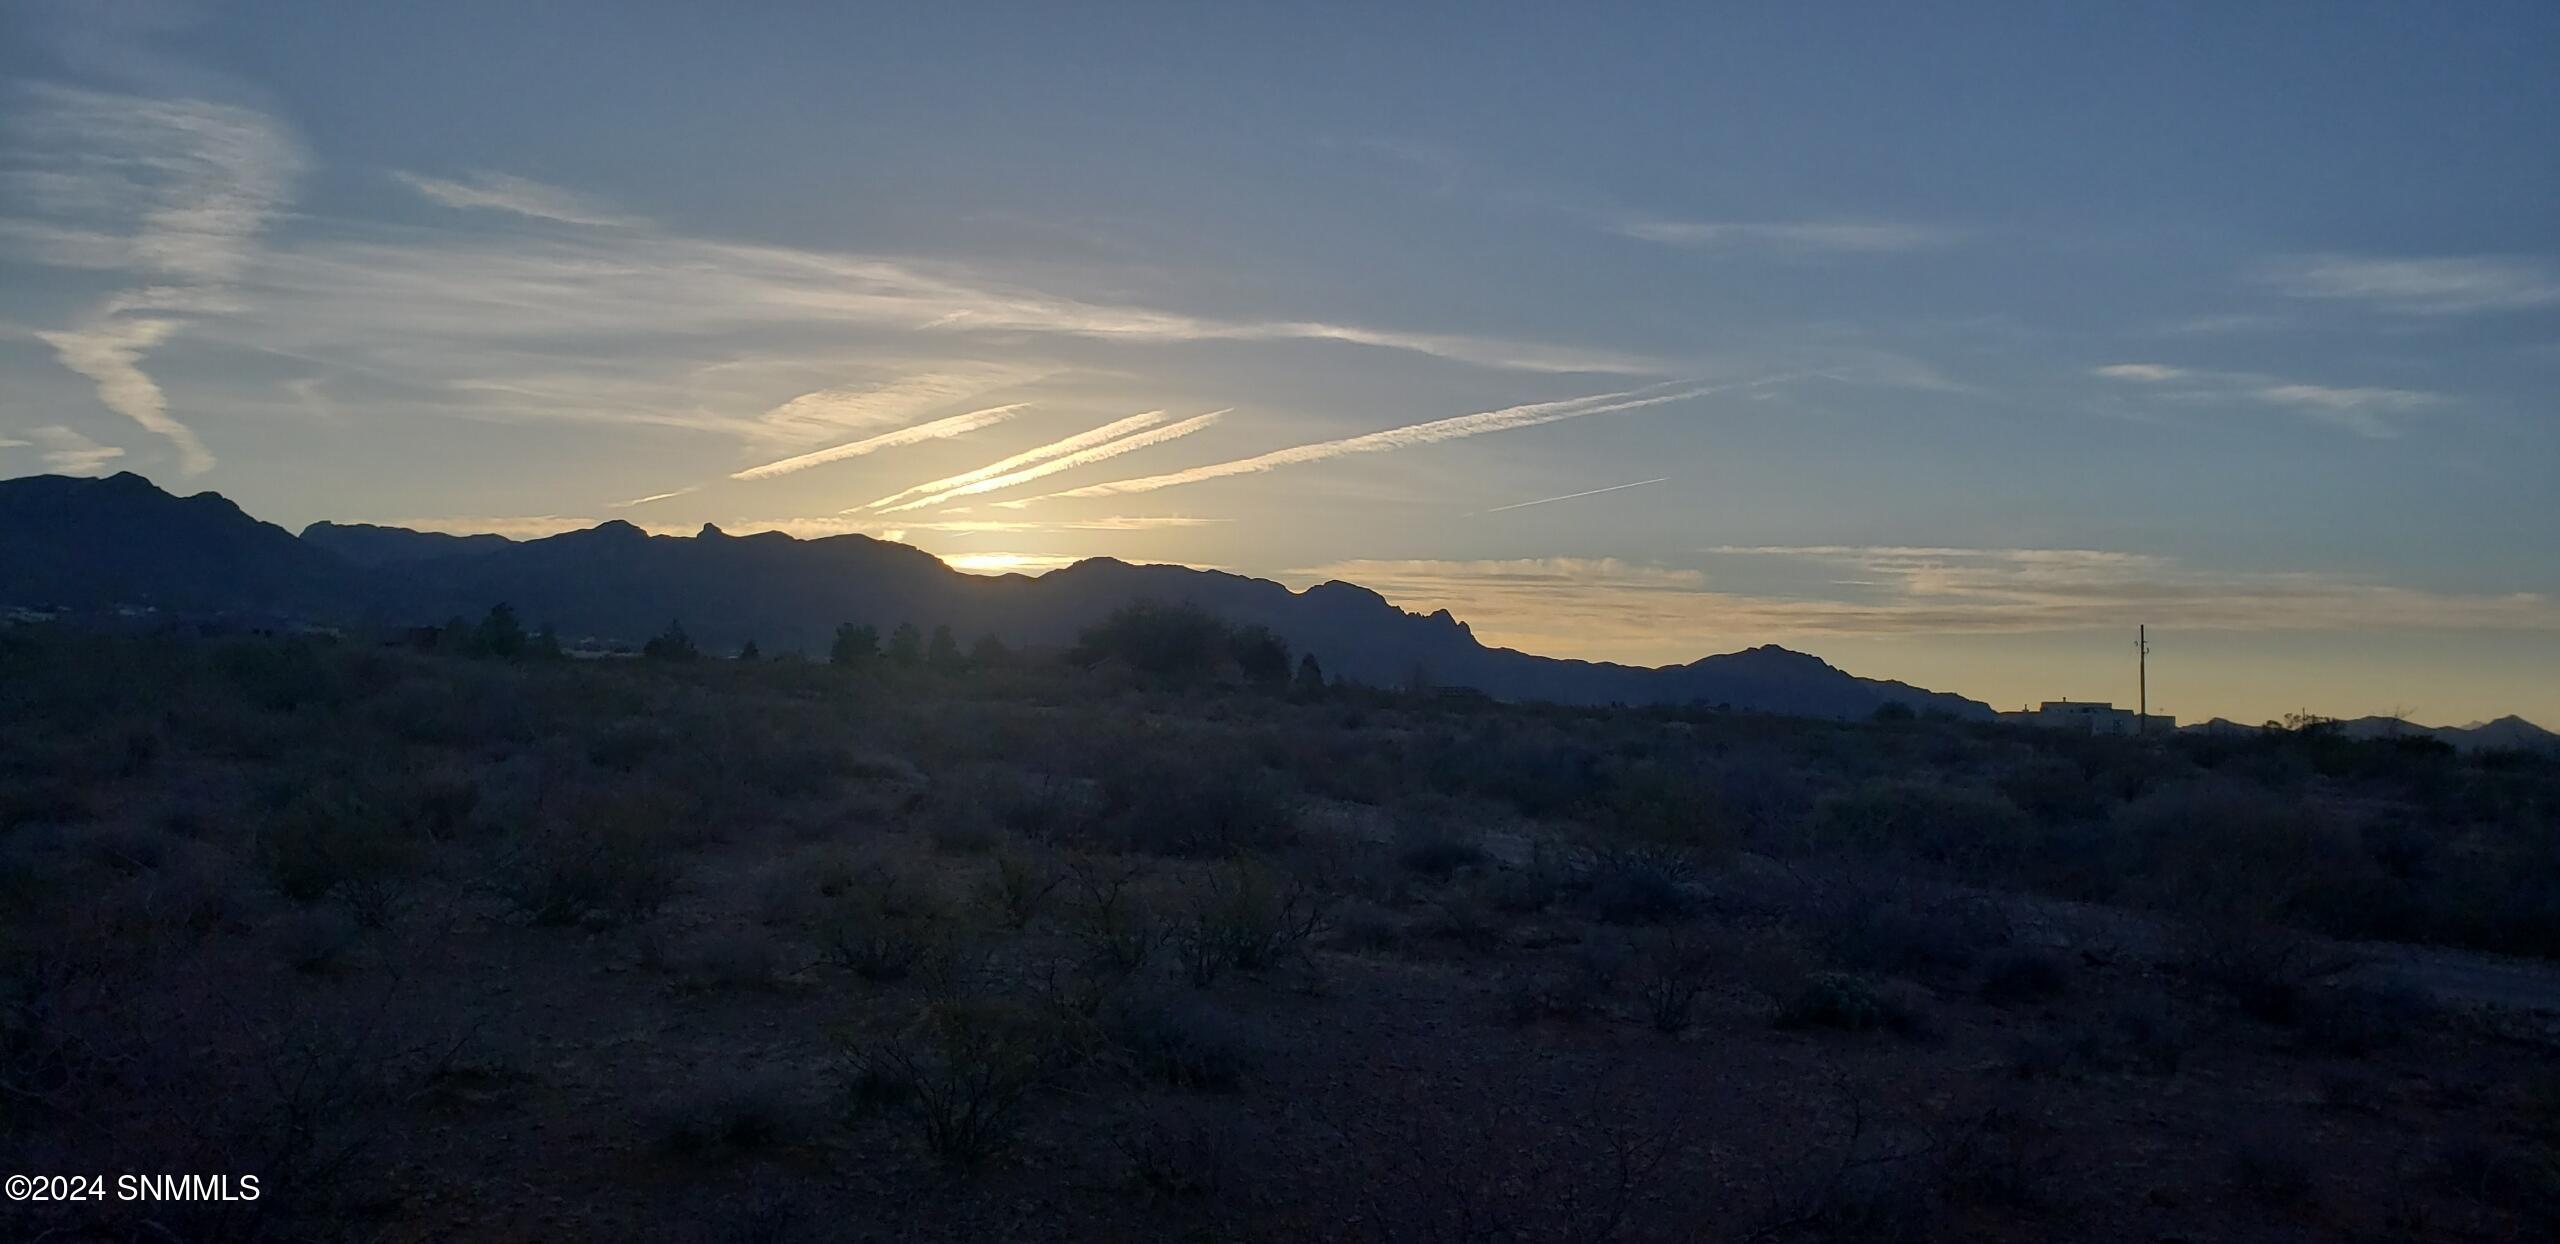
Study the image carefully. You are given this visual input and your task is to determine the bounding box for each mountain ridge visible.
[18,470,2520,730]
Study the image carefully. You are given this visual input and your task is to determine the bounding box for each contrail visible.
[995,374,1797,507]
[730,403,1024,481]
[1478,476,1668,514]
[876,410,1227,513]
[855,409,1168,511]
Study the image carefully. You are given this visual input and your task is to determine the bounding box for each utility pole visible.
[2137,625,2150,735]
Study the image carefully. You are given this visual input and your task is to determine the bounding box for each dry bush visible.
[815,860,953,982]
[1630,926,1715,1034]
[981,846,1065,930]
[1111,1098,1247,1203]
[1172,859,1332,987]
[839,996,1083,1165]
[1063,855,1168,973]
[1103,990,1258,1090]
[499,786,683,926]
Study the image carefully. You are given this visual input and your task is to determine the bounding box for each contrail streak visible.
[1478,476,1669,514]
[876,410,1227,513]
[730,403,1024,481]
[855,409,1168,511]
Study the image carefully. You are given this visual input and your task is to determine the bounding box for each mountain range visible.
[9,471,2549,740]
[0,471,2005,720]
[2184,713,2559,754]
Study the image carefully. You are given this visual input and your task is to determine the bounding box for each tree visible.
[643,619,699,662]
[533,622,563,660]
[473,602,527,659]
[1294,652,1326,696]
[926,623,963,673]
[887,622,923,667]
[968,634,1011,669]
[831,622,878,666]
[1230,623,1291,688]
[737,639,762,662]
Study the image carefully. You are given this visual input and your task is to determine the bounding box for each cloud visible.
[392,170,643,227]
[1283,547,2560,667]
[610,486,698,508]
[1479,476,1668,514]
[857,409,1171,511]
[35,316,214,473]
[939,551,1084,575]
[2092,363,2188,382]
[7,84,304,473]
[874,409,1226,512]
[25,425,129,474]
[2252,384,2442,438]
[2091,362,2444,438]
[891,515,1226,533]
[1611,217,1959,254]
[730,403,1025,481]
[1006,376,1789,506]
[746,369,1041,446]
[2259,254,2560,315]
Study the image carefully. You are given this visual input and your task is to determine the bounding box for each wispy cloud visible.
[875,410,1226,513]
[1611,217,1959,254]
[1005,376,1791,506]
[1479,476,1668,515]
[2092,363,2188,382]
[2091,362,2445,438]
[730,403,1025,481]
[24,425,130,474]
[857,409,1170,511]
[8,84,304,474]
[392,170,643,227]
[891,515,1226,533]
[1284,547,2560,667]
[746,369,1041,447]
[2258,254,2560,316]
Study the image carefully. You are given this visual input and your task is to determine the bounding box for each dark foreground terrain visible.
[4,622,2557,1242]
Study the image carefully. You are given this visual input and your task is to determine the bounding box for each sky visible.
[2,1,2555,726]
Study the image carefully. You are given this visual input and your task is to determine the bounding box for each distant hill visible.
[300,521,514,566]
[0,469,2025,719]
[2183,713,2558,753]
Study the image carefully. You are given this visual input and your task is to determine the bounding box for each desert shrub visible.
[918,787,1000,855]
[1105,992,1257,1090]
[1825,894,2009,981]
[1109,750,1299,857]
[1975,949,2069,1006]
[1810,780,2032,872]
[1482,847,1566,914]
[2111,780,2345,920]
[1583,845,1698,925]
[980,847,1065,930]
[1774,972,1927,1036]
[652,1070,810,1159]
[842,997,1080,1164]
[501,791,682,926]
[1420,888,1510,954]
[1063,857,1166,972]
[1173,860,1331,987]
[1630,927,1714,1034]
[2176,920,2356,1027]
[1329,901,1403,953]
[1112,1100,1244,1201]
[1596,762,1739,862]
[675,928,786,991]
[1391,801,1489,878]
[258,782,417,905]
[816,863,951,982]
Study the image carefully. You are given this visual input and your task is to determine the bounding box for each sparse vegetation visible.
[3,624,2554,1241]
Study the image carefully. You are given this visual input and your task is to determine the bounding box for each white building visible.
[1997,699,2171,735]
